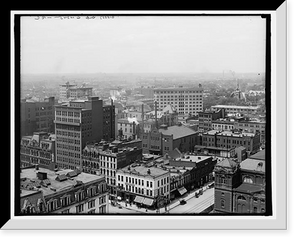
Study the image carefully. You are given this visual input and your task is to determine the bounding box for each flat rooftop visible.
[20,167,105,196]
[203,130,256,137]
[118,164,169,178]
[173,155,211,163]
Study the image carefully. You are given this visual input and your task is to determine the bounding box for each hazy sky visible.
[20,15,266,74]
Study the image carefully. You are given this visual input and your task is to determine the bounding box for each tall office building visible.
[102,100,116,142]
[21,97,56,137]
[55,97,115,170]
[154,84,204,117]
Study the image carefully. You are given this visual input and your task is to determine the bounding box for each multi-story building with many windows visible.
[20,167,109,214]
[116,164,170,209]
[59,82,93,102]
[154,84,203,117]
[21,97,56,137]
[20,132,56,169]
[200,130,260,156]
[82,142,142,196]
[55,97,106,170]
[198,108,226,133]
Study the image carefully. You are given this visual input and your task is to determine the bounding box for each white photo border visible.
[7,2,288,230]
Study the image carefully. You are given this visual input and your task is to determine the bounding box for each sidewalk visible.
[114,182,214,214]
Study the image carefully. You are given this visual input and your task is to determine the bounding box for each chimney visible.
[155,101,158,129]
[147,169,151,175]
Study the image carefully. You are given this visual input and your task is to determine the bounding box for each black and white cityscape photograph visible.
[17,13,270,216]
[7,5,286,232]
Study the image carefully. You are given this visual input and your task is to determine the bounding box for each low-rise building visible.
[20,132,56,169]
[116,164,170,209]
[150,149,217,201]
[234,119,266,143]
[20,167,109,214]
[200,130,260,155]
[142,124,199,155]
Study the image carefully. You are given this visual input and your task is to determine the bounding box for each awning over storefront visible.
[178,187,187,195]
[134,195,145,204]
[143,198,154,206]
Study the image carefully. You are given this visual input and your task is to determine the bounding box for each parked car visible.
[180,199,187,205]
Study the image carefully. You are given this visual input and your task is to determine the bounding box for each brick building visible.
[213,153,266,214]
[160,154,217,200]
[102,101,116,142]
[198,108,226,133]
[21,97,56,137]
[142,124,199,155]
[200,130,260,156]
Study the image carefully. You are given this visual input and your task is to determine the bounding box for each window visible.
[243,176,253,184]
[99,196,105,204]
[219,176,226,184]
[60,195,70,207]
[88,199,95,209]
[76,204,84,213]
[221,199,225,208]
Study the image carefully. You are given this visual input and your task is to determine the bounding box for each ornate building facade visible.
[214,153,265,214]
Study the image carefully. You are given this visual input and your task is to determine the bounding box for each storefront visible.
[133,195,155,209]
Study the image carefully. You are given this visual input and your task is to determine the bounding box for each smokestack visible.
[155,101,158,129]
[141,104,144,134]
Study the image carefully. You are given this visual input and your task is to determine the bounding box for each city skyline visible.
[21,15,266,75]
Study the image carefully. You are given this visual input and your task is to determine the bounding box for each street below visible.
[166,188,214,214]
